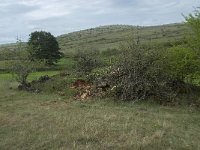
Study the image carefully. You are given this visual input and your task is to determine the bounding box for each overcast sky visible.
[0,0,199,44]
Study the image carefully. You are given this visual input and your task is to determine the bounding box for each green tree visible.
[165,46,200,83]
[28,31,63,65]
[185,7,200,55]
[183,7,200,84]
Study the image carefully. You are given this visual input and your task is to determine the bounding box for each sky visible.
[0,0,199,44]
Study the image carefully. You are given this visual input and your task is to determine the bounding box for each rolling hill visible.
[57,23,189,53]
[0,23,189,54]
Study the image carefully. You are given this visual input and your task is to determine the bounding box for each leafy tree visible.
[28,31,63,65]
[182,7,200,83]
[185,7,200,55]
[165,46,200,82]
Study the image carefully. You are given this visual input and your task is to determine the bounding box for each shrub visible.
[165,46,200,83]
[109,43,175,102]
[185,7,200,56]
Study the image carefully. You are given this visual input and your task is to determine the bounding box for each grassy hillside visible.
[0,43,17,50]
[57,23,188,53]
[0,23,189,54]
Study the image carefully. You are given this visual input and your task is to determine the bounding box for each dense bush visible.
[109,43,175,102]
[165,45,200,83]
[183,7,200,85]
[185,7,200,56]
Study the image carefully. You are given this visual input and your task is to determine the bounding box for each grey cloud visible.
[0,3,37,15]
[0,0,199,44]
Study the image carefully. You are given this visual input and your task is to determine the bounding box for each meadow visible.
[0,57,76,83]
[0,80,200,150]
[0,23,200,150]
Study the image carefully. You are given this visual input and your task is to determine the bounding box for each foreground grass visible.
[0,81,199,150]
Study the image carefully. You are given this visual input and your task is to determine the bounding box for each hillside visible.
[57,23,189,53]
[0,23,189,54]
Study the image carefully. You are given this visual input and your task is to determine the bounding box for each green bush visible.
[109,43,175,102]
[165,46,200,83]
[185,7,200,56]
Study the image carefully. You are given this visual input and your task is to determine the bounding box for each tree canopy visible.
[185,7,200,55]
[28,31,63,65]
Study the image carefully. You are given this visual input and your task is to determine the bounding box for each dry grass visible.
[0,81,200,150]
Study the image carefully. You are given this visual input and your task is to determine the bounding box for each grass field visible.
[0,80,200,150]
[0,23,199,149]
[0,58,76,72]
[0,57,76,82]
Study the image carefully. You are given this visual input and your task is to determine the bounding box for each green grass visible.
[57,57,76,70]
[0,57,75,82]
[28,71,59,81]
[0,23,199,149]
[0,58,75,73]
[0,80,200,150]
[0,73,12,80]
